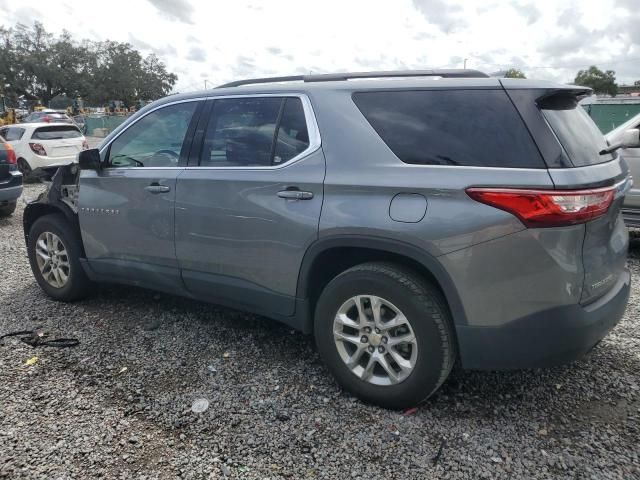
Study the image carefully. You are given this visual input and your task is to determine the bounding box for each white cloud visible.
[2,0,639,93]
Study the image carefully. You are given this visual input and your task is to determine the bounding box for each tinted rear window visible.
[32,126,82,140]
[353,89,544,168]
[541,97,612,166]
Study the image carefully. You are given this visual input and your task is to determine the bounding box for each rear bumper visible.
[0,172,23,203]
[457,268,630,370]
[27,154,78,169]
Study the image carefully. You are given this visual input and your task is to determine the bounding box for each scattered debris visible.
[221,464,231,476]
[491,456,503,463]
[24,356,39,366]
[191,398,209,413]
[1,330,79,348]
[538,428,548,436]
[276,412,290,421]
[117,367,128,375]
[207,365,217,374]
[403,407,419,415]
[432,439,446,466]
[222,352,230,359]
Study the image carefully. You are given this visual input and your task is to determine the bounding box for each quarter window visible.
[1,127,25,141]
[274,98,310,164]
[353,90,545,168]
[200,97,310,167]
[108,102,197,168]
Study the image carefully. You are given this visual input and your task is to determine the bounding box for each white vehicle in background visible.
[0,123,88,177]
[605,113,640,227]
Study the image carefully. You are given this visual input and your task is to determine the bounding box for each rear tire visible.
[314,262,456,409]
[17,158,32,177]
[27,214,93,301]
[0,201,16,217]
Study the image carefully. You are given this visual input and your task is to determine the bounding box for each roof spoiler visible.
[217,69,489,88]
[535,87,593,109]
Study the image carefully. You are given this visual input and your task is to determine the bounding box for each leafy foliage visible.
[0,22,178,106]
[574,66,618,96]
[504,68,526,79]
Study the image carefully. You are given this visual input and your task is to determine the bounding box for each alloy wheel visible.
[333,295,418,386]
[35,231,70,288]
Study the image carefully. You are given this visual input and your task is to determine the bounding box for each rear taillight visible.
[82,140,89,150]
[466,186,616,228]
[29,143,47,156]
[4,143,16,164]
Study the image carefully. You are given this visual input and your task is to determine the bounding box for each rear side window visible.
[200,97,310,167]
[32,125,82,140]
[2,127,25,141]
[274,98,310,164]
[353,89,544,168]
[541,97,612,166]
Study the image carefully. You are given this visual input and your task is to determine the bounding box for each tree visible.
[574,66,618,96]
[504,68,526,79]
[635,80,640,87]
[0,22,178,106]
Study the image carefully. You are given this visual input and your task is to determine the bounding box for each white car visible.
[0,123,88,176]
[605,113,640,227]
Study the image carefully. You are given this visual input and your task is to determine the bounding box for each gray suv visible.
[23,70,631,409]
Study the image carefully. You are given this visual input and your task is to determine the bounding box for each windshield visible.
[542,98,613,167]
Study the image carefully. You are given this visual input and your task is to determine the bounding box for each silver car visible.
[23,70,633,408]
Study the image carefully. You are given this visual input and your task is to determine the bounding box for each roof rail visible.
[217,69,489,88]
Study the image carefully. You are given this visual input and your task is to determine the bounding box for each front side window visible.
[108,102,197,168]
[200,96,310,167]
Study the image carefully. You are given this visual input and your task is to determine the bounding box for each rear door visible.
[31,125,85,159]
[517,87,630,304]
[174,94,324,316]
[78,100,201,292]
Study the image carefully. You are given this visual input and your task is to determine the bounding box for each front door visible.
[175,95,324,316]
[78,101,200,292]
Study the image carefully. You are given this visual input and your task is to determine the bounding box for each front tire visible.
[27,214,92,301]
[314,262,456,409]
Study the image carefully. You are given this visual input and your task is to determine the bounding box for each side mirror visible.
[622,129,640,148]
[78,148,101,170]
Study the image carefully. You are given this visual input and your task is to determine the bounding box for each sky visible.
[1,0,639,92]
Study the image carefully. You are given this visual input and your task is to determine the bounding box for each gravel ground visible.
[1,183,639,479]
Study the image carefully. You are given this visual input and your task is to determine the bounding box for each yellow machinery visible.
[0,95,16,127]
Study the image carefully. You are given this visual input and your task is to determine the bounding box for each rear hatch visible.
[31,125,85,158]
[527,87,629,304]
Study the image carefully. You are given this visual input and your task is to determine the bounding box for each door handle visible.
[277,189,314,200]
[145,184,171,194]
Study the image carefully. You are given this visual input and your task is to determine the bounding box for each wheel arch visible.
[296,235,468,332]
[23,202,85,256]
